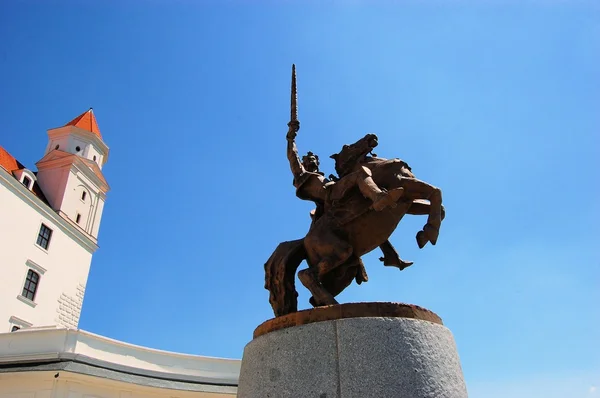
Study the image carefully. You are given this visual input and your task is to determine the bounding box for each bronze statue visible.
[264,65,445,317]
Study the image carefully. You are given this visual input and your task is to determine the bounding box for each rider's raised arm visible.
[286,125,304,179]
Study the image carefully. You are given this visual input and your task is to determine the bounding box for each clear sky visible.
[1,1,598,397]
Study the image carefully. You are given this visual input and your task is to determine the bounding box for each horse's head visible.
[330,133,378,177]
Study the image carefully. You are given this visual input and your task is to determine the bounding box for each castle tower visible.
[0,109,109,331]
[36,108,109,238]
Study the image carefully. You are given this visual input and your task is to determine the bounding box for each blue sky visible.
[1,1,598,396]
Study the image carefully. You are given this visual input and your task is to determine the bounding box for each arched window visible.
[16,169,36,190]
[22,176,31,189]
[22,269,40,301]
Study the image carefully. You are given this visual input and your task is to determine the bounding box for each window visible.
[93,155,97,161]
[22,269,39,301]
[81,191,87,201]
[9,316,32,330]
[55,144,60,150]
[36,224,52,250]
[22,176,31,188]
[76,146,81,152]
[76,213,81,224]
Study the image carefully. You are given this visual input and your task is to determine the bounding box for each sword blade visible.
[290,64,298,123]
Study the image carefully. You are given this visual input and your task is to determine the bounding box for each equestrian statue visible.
[264,65,445,317]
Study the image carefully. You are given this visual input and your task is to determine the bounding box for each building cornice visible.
[72,158,109,193]
[0,327,241,387]
[0,168,99,253]
[36,153,109,193]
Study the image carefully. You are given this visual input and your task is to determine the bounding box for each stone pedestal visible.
[237,303,467,398]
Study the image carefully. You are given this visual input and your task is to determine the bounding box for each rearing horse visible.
[264,133,444,317]
[330,133,443,248]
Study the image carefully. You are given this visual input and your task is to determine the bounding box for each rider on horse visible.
[286,120,414,271]
[286,120,404,223]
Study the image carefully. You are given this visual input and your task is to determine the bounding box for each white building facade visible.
[0,109,108,332]
[0,110,241,396]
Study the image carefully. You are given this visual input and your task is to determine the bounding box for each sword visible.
[288,64,299,132]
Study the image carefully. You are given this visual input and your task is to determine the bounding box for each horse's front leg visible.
[407,201,446,222]
[399,178,443,247]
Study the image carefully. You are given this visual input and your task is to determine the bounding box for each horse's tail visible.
[264,238,306,317]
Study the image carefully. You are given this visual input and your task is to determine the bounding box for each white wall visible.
[0,373,54,398]
[35,164,70,211]
[60,167,106,238]
[68,135,105,169]
[45,134,69,156]
[82,141,104,167]
[0,371,235,398]
[0,171,94,331]
[91,196,105,238]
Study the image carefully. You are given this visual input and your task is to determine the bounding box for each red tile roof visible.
[0,146,24,173]
[0,146,49,204]
[65,108,102,138]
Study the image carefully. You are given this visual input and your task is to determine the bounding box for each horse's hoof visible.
[423,223,439,245]
[380,256,413,270]
[416,230,428,249]
[309,296,338,307]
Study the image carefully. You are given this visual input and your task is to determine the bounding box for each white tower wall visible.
[0,170,95,331]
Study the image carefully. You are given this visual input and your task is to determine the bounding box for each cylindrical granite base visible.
[237,303,467,398]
